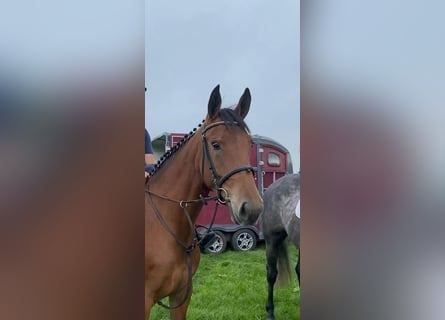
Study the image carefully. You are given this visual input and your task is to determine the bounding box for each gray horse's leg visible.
[295,250,300,285]
[266,240,278,320]
[265,229,288,320]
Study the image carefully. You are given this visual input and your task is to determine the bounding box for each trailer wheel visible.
[204,231,227,254]
[231,229,257,251]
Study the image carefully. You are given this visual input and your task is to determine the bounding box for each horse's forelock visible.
[218,108,250,133]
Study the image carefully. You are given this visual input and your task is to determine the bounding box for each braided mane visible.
[149,119,205,177]
[149,108,248,178]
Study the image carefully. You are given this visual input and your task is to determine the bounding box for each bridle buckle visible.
[217,187,229,204]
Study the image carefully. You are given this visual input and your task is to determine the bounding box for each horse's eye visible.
[211,141,221,150]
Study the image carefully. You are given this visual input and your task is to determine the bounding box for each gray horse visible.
[261,173,300,320]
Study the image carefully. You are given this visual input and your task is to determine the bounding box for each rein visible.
[146,189,221,309]
[145,119,256,310]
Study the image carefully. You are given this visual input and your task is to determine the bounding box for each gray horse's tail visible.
[275,241,292,288]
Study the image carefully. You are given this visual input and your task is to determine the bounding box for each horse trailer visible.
[151,133,293,253]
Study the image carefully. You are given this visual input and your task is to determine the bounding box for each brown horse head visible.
[201,85,263,225]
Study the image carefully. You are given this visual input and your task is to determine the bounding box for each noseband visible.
[201,121,257,203]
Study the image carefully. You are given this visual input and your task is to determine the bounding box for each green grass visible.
[150,243,299,320]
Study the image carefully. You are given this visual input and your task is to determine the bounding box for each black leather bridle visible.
[146,119,256,310]
[201,120,257,203]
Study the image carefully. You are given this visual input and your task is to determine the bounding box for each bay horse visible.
[261,173,300,320]
[145,85,264,319]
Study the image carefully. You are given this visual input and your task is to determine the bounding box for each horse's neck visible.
[149,136,207,221]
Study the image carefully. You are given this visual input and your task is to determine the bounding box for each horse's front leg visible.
[296,250,300,285]
[266,243,278,320]
[145,290,154,320]
[170,249,200,320]
[169,289,192,320]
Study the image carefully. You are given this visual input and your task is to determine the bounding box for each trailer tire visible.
[231,229,257,251]
[204,231,227,254]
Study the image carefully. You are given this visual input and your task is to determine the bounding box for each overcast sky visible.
[145,0,300,170]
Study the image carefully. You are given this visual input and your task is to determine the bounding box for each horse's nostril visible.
[239,202,248,218]
[237,201,262,225]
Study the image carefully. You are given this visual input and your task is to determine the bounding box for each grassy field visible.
[150,243,299,320]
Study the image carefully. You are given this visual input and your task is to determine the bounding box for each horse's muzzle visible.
[234,201,263,226]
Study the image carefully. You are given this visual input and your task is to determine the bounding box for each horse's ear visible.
[235,88,251,119]
[208,85,222,120]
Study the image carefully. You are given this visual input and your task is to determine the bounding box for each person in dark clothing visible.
[145,129,155,177]
[145,86,155,177]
